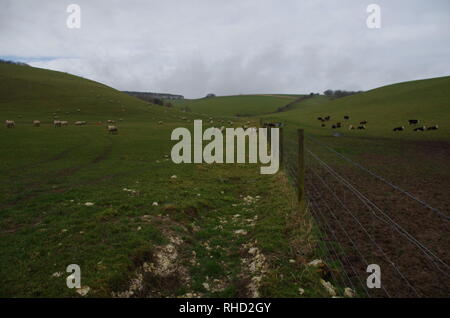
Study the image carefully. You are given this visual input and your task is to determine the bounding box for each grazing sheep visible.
[5,120,15,128]
[158,121,163,125]
[107,120,115,124]
[74,121,86,126]
[108,125,118,134]
[427,125,439,130]
[357,125,366,130]
[54,120,62,127]
[33,120,41,127]
[393,126,405,131]
[408,119,419,125]
[414,126,427,131]
[360,120,368,125]
[344,116,350,120]
[348,125,355,130]
[61,121,69,127]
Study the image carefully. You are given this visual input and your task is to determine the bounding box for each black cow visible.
[408,119,419,125]
[344,116,350,120]
[414,126,426,131]
[360,120,368,125]
[393,126,405,131]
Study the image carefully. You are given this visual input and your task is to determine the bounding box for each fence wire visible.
[264,120,450,297]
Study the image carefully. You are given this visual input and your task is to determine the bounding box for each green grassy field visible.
[0,63,334,298]
[3,61,448,297]
[265,76,450,140]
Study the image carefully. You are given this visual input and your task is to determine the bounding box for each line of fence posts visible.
[297,128,305,212]
[259,119,305,212]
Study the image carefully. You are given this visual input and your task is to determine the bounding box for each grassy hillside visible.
[171,94,299,117]
[0,62,163,121]
[266,76,450,141]
[0,63,331,298]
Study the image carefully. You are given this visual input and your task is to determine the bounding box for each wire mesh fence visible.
[261,120,450,297]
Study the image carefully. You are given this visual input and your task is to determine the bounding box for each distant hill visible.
[0,58,29,67]
[265,76,450,140]
[123,91,184,103]
[0,62,167,121]
[170,94,301,117]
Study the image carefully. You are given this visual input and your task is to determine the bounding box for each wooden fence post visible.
[298,129,305,210]
[279,127,283,170]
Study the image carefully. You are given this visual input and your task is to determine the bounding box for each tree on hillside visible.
[324,89,334,96]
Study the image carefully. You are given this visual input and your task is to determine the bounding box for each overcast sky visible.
[0,0,449,98]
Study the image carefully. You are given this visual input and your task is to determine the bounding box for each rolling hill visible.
[265,76,450,141]
[171,94,300,117]
[0,62,167,121]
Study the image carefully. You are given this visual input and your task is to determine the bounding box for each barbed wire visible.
[305,135,449,220]
[264,122,449,296]
[306,175,391,297]
[307,149,450,278]
[306,156,421,297]
[306,183,375,297]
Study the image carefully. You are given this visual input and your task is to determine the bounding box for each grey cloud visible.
[1,0,449,98]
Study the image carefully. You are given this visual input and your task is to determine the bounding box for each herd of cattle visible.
[4,119,120,134]
[318,116,368,130]
[392,119,439,132]
[317,116,439,132]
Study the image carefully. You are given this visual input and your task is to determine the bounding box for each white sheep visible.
[33,120,41,127]
[5,120,15,128]
[54,120,62,127]
[108,125,118,134]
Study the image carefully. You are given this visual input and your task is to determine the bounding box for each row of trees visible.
[122,91,174,107]
[323,89,363,98]
[0,58,29,66]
